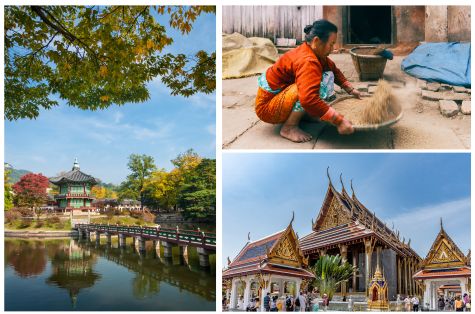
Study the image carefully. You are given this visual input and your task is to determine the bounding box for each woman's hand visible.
[337,118,354,135]
[350,88,362,99]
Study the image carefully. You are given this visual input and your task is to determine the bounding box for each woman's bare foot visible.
[280,125,313,142]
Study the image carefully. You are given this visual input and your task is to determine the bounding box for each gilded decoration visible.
[319,197,351,231]
[274,236,298,262]
[367,266,389,311]
[425,238,465,268]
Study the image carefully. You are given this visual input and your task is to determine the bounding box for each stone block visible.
[439,83,453,91]
[453,86,467,93]
[439,100,459,117]
[422,90,470,101]
[461,101,471,115]
[416,79,427,89]
[425,82,440,91]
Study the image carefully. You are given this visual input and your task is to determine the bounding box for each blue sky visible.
[5,10,216,185]
[223,153,471,264]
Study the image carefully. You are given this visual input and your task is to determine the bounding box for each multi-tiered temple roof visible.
[300,172,421,260]
[223,222,314,279]
[413,219,470,280]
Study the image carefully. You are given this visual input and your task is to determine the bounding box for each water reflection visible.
[5,240,47,277]
[5,237,215,311]
[46,241,101,307]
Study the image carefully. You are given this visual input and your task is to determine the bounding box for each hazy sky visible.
[222,153,471,265]
[5,11,216,184]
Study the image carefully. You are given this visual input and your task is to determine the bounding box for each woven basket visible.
[350,46,388,81]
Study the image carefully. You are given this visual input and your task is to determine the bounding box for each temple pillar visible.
[376,246,382,270]
[403,258,408,295]
[229,280,237,309]
[352,247,358,292]
[397,257,402,295]
[339,244,348,296]
[364,238,375,295]
[243,278,251,309]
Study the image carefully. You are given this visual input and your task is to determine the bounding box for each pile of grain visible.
[333,80,401,126]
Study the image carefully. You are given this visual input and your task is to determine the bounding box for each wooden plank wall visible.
[222,6,323,42]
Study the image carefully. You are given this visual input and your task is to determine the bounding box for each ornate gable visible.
[313,183,352,232]
[423,224,467,269]
[268,225,307,268]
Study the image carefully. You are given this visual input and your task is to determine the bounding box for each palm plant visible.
[311,254,357,301]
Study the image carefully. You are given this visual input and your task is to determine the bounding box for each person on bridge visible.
[255,19,361,143]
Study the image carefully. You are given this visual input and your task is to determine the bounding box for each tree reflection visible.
[5,240,47,278]
[132,273,160,299]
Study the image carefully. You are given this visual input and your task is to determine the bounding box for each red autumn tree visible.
[12,173,49,209]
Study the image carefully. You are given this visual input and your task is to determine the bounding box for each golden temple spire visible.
[326,166,332,185]
[339,173,346,193]
[350,179,356,198]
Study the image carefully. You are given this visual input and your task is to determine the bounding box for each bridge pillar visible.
[162,241,175,258]
[119,234,127,248]
[179,245,188,257]
[153,240,161,258]
[106,233,112,245]
[138,237,146,253]
[95,231,101,243]
[197,247,211,268]
[77,228,83,238]
[85,230,91,240]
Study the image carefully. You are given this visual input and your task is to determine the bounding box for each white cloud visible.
[384,197,471,257]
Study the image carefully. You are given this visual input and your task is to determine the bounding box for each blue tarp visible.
[401,42,471,87]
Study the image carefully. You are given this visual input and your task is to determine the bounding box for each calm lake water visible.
[5,237,216,311]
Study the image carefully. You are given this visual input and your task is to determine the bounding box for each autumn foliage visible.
[12,173,49,209]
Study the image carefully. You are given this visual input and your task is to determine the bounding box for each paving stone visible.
[439,100,459,117]
[425,82,440,91]
[416,79,427,89]
[439,84,453,91]
[461,101,471,115]
[368,86,378,94]
[453,86,467,93]
[422,90,470,101]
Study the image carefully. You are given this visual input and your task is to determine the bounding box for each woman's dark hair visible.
[304,19,338,43]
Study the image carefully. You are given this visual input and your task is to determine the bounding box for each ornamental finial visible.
[350,179,356,198]
[440,217,444,231]
[72,158,80,170]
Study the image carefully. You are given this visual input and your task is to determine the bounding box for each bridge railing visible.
[76,223,216,247]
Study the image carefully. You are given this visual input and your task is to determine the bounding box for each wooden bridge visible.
[75,224,215,267]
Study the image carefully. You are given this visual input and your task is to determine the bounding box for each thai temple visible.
[223,218,314,311]
[413,219,471,310]
[49,159,98,211]
[224,170,472,310]
[299,172,422,301]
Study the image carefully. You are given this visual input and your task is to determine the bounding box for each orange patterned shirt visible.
[265,42,351,118]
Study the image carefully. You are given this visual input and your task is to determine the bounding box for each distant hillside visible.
[4,163,32,184]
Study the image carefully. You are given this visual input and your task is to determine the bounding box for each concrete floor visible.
[222,54,470,150]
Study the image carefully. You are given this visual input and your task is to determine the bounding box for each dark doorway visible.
[347,6,392,44]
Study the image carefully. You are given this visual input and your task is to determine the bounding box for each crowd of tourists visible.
[437,294,471,312]
[223,292,471,311]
